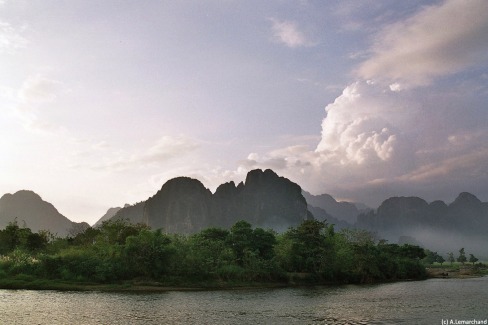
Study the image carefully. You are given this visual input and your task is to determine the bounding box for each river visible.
[1,277,487,324]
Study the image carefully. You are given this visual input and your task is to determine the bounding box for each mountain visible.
[302,191,361,224]
[93,205,128,227]
[306,205,351,230]
[0,190,88,236]
[356,193,488,257]
[102,169,309,233]
[143,177,214,233]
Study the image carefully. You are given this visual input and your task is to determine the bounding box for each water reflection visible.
[0,277,486,324]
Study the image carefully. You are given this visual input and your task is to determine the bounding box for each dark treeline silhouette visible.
[0,219,427,287]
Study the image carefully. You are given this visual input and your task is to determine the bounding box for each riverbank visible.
[0,273,421,292]
[0,275,295,292]
[426,266,488,279]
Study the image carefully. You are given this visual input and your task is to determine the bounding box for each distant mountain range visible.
[2,169,487,257]
[0,190,89,236]
[356,192,488,256]
[302,191,370,224]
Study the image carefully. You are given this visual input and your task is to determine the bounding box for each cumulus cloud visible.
[269,18,312,48]
[316,81,415,166]
[358,0,488,87]
[206,1,488,204]
[225,79,488,207]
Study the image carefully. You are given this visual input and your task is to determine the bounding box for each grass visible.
[425,261,488,278]
[0,273,291,292]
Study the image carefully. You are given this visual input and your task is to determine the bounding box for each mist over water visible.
[2,277,487,324]
[379,227,488,260]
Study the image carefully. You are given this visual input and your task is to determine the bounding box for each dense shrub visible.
[0,219,428,285]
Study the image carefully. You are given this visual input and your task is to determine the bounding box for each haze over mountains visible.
[1,169,487,257]
[357,192,488,257]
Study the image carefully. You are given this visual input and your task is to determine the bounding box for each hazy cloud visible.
[0,85,14,100]
[139,135,199,165]
[0,21,27,53]
[18,74,63,104]
[358,0,488,87]
[399,148,488,184]
[11,75,65,134]
[269,18,312,48]
[84,135,200,172]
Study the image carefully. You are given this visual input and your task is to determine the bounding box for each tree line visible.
[0,219,427,286]
[423,248,480,266]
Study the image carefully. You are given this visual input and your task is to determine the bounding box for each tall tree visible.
[457,248,467,265]
[468,254,478,266]
[285,219,329,273]
[436,255,445,266]
[227,220,254,266]
[447,252,455,265]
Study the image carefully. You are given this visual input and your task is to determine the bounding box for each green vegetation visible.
[0,219,428,290]
[422,248,487,278]
[457,247,467,265]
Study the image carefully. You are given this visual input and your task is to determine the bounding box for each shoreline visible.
[0,276,439,293]
[426,266,487,279]
[2,270,485,293]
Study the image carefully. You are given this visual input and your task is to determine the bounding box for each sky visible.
[1,0,488,225]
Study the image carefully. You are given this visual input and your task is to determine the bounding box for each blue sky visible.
[1,0,488,224]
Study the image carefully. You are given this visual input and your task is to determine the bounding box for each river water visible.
[1,277,487,324]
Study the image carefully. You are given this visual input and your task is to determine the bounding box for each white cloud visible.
[399,148,488,184]
[316,81,414,166]
[18,74,63,104]
[77,135,200,172]
[389,83,403,92]
[11,74,65,134]
[139,135,199,165]
[0,85,15,100]
[269,18,312,48]
[224,79,488,207]
[358,0,488,87]
[0,21,27,53]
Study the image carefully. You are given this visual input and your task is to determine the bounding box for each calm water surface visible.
[1,277,487,324]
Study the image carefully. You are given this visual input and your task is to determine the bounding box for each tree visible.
[198,227,229,242]
[285,219,329,273]
[457,248,467,265]
[124,229,174,278]
[447,252,455,265]
[422,250,437,265]
[398,244,426,260]
[0,221,34,254]
[227,220,254,266]
[98,219,149,245]
[187,228,233,276]
[251,227,276,260]
[468,254,478,266]
[436,255,445,266]
[25,232,49,252]
[423,251,445,265]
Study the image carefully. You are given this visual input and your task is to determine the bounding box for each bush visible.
[217,264,246,281]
